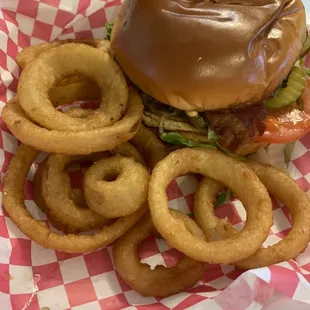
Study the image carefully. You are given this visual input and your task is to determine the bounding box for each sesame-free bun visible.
[111,0,307,111]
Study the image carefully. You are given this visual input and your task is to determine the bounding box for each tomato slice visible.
[256,79,310,143]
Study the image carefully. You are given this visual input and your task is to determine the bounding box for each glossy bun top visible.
[111,0,307,111]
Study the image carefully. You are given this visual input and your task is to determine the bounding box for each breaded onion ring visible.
[2,88,143,155]
[2,144,147,253]
[18,44,127,131]
[84,156,150,218]
[34,159,93,232]
[35,143,145,233]
[195,162,310,269]
[110,142,146,167]
[16,40,110,107]
[35,159,90,210]
[148,148,273,264]
[16,39,112,69]
[193,179,235,241]
[112,212,206,297]
[41,154,108,233]
[130,124,167,171]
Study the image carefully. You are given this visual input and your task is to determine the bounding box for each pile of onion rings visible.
[113,212,207,297]
[2,39,310,299]
[3,144,148,253]
[148,148,274,264]
[2,41,143,154]
[33,142,148,233]
[194,162,310,269]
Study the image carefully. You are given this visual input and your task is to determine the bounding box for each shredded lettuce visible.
[216,190,232,207]
[160,130,236,208]
[284,142,295,168]
[160,131,217,149]
[159,130,246,160]
[207,129,218,142]
[105,23,113,40]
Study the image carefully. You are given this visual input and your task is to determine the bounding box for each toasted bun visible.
[111,0,306,111]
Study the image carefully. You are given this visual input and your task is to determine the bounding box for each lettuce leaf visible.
[216,190,232,207]
[160,130,246,160]
[105,23,113,40]
[284,142,295,168]
[160,131,217,149]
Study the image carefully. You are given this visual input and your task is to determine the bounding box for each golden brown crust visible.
[112,0,306,111]
[235,142,269,156]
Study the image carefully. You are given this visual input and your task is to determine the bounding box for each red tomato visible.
[256,79,310,143]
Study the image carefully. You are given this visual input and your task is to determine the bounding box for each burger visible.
[110,0,310,156]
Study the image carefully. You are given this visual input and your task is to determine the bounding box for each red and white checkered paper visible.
[1,1,310,309]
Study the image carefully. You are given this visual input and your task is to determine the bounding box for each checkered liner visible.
[1,1,310,309]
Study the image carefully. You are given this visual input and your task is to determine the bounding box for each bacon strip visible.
[207,104,267,151]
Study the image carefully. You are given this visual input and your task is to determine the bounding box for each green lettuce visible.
[159,130,245,160]
[105,23,113,40]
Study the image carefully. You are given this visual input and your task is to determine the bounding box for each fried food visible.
[2,19,309,300]
[40,154,109,233]
[16,39,112,69]
[18,43,128,131]
[2,88,142,154]
[34,159,91,231]
[17,40,109,107]
[3,43,144,155]
[34,159,52,215]
[2,144,147,253]
[113,212,206,297]
[84,156,150,218]
[111,142,146,167]
[193,178,235,241]
[148,148,273,264]
[131,124,167,170]
[195,162,310,269]
[35,143,146,233]
[35,160,88,210]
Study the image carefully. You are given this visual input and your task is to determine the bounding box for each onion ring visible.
[110,142,146,167]
[112,212,206,297]
[18,43,127,131]
[130,124,167,171]
[16,39,112,69]
[16,40,110,107]
[1,88,143,154]
[148,148,273,264]
[195,162,310,269]
[34,159,90,232]
[40,154,108,233]
[34,159,51,215]
[39,142,146,232]
[2,144,147,253]
[193,178,235,242]
[84,156,150,218]
[34,159,89,212]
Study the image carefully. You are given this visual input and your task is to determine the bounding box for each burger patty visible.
[206,104,268,151]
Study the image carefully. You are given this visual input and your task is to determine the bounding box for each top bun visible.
[111,0,307,111]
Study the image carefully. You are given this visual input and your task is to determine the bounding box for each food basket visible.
[1,0,310,309]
